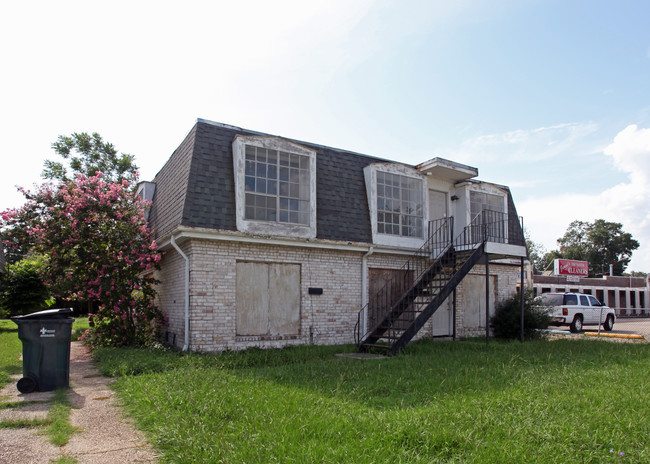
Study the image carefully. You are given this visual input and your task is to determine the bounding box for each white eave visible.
[417,157,478,182]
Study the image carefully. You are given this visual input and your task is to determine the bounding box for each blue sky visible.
[1,0,649,271]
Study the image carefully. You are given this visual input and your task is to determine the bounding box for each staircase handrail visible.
[354,210,524,345]
[354,217,453,345]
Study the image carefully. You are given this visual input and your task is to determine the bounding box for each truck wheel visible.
[570,315,583,333]
[603,315,614,332]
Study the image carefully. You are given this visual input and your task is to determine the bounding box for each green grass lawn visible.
[94,338,650,463]
[0,319,22,389]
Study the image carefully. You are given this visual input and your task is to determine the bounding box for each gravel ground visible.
[0,342,158,464]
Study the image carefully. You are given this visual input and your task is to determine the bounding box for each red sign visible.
[554,259,589,277]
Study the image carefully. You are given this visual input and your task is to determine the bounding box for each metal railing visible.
[355,218,453,345]
[355,211,525,346]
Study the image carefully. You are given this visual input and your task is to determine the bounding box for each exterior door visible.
[428,190,449,256]
[429,189,447,221]
[462,274,497,329]
[431,296,453,336]
[368,268,414,331]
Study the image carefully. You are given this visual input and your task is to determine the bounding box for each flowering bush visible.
[1,172,165,347]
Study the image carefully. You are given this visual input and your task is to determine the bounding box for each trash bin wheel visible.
[17,375,38,394]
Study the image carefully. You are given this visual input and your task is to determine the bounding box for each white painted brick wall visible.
[156,239,522,351]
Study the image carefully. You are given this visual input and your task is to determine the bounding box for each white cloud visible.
[520,124,650,272]
[450,122,599,165]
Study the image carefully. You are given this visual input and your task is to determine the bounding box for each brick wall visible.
[454,264,521,338]
[156,243,188,347]
[157,238,522,351]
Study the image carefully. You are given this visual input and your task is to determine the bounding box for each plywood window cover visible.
[235,261,301,337]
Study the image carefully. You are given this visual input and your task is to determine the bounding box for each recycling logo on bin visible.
[40,327,56,337]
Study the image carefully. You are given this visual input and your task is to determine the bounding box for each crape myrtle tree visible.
[1,172,165,347]
[43,132,138,184]
[3,132,139,265]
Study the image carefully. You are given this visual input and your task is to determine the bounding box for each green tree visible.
[525,232,553,272]
[1,173,164,347]
[42,132,138,184]
[0,255,54,318]
[627,270,647,277]
[553,219,639,276]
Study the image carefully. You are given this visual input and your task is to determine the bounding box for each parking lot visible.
[552,317,650,340]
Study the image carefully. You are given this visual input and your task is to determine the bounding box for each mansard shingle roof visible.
[148,119,381,242]
[148,119,524,245]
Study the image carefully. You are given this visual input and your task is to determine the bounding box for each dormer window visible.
[376,171,423,237]
[244,145,310,225]
[233,136,316,238]
[364,163,428,248]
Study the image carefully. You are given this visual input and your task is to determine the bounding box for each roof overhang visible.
[417,157,478,182]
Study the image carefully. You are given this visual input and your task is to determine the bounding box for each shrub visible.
[490,289,551,340]
[1,173,164,347]
[0,255,54,318]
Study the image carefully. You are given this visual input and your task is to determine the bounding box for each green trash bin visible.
[11,308,74,394]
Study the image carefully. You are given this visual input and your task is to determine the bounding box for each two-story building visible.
[141,119,528,353]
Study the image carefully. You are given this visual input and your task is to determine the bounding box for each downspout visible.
[170,234,190,352]
[361,246,375,337]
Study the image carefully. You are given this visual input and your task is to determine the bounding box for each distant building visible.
[533,274,649,316]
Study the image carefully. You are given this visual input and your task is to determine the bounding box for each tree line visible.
[527,219,641,277]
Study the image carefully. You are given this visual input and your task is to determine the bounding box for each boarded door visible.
[462,274,497,329]
[236,262,301,336]
[368,268,414,331]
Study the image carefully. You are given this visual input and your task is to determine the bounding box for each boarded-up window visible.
[236,262,301,336]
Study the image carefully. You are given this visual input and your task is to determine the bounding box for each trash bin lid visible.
[11,308,74,320]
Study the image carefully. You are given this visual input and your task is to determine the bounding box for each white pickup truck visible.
[539,292,616,333]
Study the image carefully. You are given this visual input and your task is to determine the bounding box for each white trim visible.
[170,234,191,352]
[484,242,528,258]
[157,226,421,256]
[363,163,429,249]
[232,135,317,239]
[466,183,508,226]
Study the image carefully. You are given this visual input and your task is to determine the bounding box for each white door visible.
[428,190,449,256]
[429,189,452,336]
[429,190,447,220]
[462,275,497,329]
[431,295,453,336]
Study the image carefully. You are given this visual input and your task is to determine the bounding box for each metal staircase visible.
[355,211,520,355]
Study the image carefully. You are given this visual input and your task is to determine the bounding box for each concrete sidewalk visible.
[0,342,158,464]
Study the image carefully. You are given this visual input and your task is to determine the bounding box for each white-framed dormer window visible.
[377,171,423,237]
[364,163,428,248]
[470,190,505,219]
[467,184,508,243]
[233,136,316,238]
